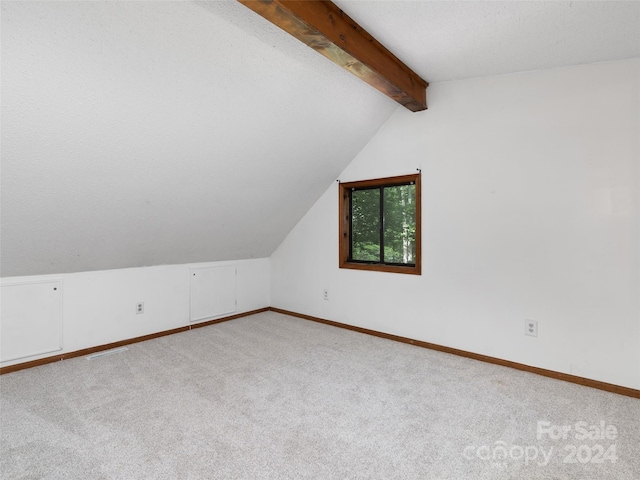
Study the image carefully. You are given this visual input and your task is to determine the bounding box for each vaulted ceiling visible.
[1,1,638,277]
[337,0,640,82]
[0,1,396,277]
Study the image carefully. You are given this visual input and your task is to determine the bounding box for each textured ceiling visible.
[336,0,640,82]
[0,1,396,276]
[1,0,638,277]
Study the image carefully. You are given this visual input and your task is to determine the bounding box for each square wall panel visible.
[189,266,237,323]
[1,281,63,362]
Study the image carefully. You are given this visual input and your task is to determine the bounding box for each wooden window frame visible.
[339,173,421,275]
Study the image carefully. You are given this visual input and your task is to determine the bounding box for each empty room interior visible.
[1,0,639,479]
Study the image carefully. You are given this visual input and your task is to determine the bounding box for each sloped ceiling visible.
[1,1,638,277]
[0,1,397,276]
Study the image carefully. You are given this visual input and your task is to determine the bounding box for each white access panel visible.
[0,281,63,363]
[189,266,237,323]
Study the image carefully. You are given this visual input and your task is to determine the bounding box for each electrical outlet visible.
[136,302,144,314]
[525,319,537,337]
[323,289,329,301]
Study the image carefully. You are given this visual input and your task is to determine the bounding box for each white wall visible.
[271,59,640,389]
[0,258,270,368]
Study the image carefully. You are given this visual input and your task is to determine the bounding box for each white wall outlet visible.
[136,302,144,314]
[525,319,537,337]
[323,289,329,301]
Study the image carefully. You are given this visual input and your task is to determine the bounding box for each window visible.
[339,173,421,275]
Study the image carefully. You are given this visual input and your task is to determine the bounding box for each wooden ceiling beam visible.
[238,0,428,112]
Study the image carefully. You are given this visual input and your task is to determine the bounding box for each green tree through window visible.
[339,174,421,275]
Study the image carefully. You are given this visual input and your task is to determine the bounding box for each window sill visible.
[339,261,421,275]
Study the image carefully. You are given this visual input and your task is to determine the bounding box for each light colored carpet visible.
[1,311,638,479]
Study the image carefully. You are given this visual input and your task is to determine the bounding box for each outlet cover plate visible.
[525,319,538,337]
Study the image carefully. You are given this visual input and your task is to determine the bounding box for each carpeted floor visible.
[1,311,638,479]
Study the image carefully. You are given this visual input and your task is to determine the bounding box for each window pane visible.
[383,184,416,264]
[351,188,380,262]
